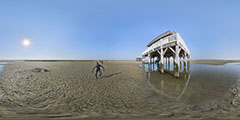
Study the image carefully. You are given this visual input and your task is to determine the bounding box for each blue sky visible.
[0,0,240,60]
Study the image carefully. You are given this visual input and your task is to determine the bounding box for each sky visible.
[0,0,240,60]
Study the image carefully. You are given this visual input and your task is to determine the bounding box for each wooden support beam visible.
[158,46,164,73]
[169,47,176,54]
[179,45,190,56]
[163,48,168,55]
[160,48,164,64]
[175,43,180,76]
[178,48,182,54]
[148,53,151,64]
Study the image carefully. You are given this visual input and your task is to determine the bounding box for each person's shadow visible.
[103,72,122,78]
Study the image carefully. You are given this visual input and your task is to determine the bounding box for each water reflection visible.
[0,62,7,75]
[143,63,191,100]
[141,62,240,104]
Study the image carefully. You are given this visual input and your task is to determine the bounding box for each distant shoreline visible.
[0,60,240,65]
[190,60,240,65]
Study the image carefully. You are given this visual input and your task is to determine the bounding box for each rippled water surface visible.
[142,63,240,105]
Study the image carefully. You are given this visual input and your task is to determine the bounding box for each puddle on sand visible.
[141,63,240,105]
[0,62,7,75]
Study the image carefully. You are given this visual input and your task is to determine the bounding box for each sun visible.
[22,38,31,47]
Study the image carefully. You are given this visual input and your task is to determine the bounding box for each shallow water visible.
[0,62,7,75]
[142,62,240,108]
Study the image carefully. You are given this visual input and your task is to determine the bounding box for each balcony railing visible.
[142,34,177,56]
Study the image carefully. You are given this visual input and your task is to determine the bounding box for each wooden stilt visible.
[160,48,164,73]
[187,56,190,72]
[168,57,170,70]
[184,53,187,71]
[148,53,151,64]
[175,41,180,77]
[180,58,182,71]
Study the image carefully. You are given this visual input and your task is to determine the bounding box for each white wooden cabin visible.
[142,30,190,74]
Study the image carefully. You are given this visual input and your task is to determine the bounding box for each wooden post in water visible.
[180,58,183,72]
[184,53,187,71]
[187,56,190,72]
[175,40,180,77]
[148,53,151,64]
[160,46,164,73]
[168,57,170,70]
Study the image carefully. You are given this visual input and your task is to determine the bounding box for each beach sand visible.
[0,61,158,119]
[191,60,240,65]
[0,60,240,120]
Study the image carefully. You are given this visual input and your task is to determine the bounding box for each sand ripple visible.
[0,61,240,119]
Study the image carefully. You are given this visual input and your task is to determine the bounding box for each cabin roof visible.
[147,30,176,47]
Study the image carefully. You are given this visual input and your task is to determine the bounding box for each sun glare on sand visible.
[22,38,31,47]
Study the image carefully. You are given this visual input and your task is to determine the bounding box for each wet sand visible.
[0,61,154,119]
[0,60,240,119]
[191,60,240,65]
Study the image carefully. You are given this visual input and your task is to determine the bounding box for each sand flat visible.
[191,60,240,65]
[0,61,157,119]
[1,61,240,120]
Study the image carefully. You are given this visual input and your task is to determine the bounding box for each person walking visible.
[92,62,105,79]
